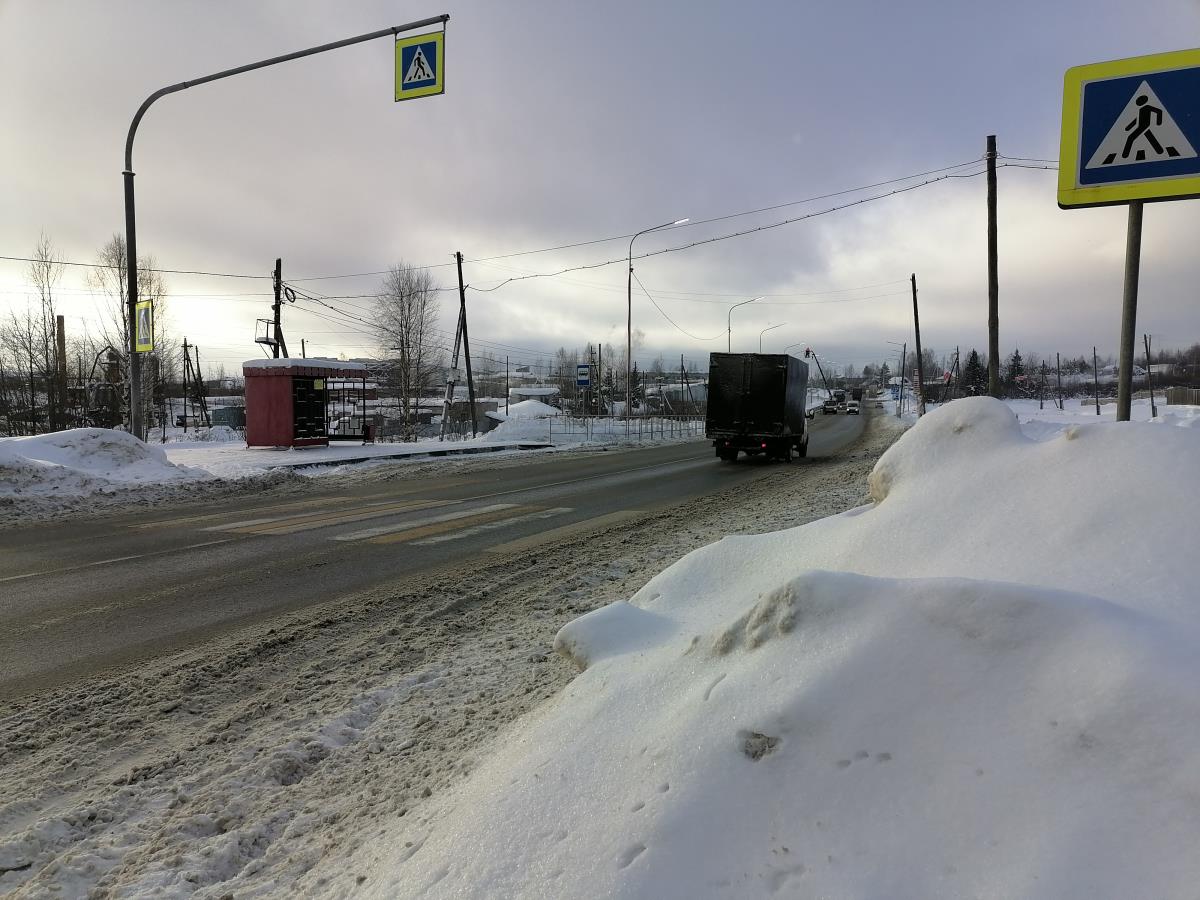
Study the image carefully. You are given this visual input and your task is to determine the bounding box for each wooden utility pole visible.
[1145,334,1157,418]
[455,252,478,437]
[1055,352,1063,410]
[986,135,1000,398]
[301,338,307,359]
[55,314,67,430]
[1093,346,1101,415]
[911,273,926,416]
[505,355,509,414]
[271,258,289,359]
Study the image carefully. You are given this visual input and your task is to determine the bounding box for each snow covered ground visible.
[350,397,1200,899]
[0,411,895,899]
[6,400,1198,898]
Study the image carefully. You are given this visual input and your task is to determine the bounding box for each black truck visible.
[705,352,810,462]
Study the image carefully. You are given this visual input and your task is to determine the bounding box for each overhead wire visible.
[632,272,725,341]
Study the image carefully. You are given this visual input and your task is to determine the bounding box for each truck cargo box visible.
[705,353,809,461]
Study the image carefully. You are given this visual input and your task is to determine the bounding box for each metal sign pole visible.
[1116,200,1143,422]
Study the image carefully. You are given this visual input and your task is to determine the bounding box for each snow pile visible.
[365,398,1200,899]
[0,428,205,496]
[503,398,562,418]
[174,425,241,443]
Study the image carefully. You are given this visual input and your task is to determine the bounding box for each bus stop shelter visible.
[243,358,368,448]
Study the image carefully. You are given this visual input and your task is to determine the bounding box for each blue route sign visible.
[1060,49,1200,208]
[576,364,591,388]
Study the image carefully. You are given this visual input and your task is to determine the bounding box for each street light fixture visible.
[627,217,688,417]
[759,322,786,352]
[726,296,765,352]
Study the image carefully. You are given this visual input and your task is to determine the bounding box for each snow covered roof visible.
[509,386,560,397]
[242,358,367,376]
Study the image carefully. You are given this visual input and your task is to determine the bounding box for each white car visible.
[846,400,860,415]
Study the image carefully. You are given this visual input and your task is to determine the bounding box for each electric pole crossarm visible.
[122,15,450,170]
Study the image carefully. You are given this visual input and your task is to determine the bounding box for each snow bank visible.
[0,428,205,496]
[365,397,1200,898]
[503,398,562,418]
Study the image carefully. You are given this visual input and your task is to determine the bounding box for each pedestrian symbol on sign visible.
[135,299,153,353]
[1086,81,1197,169]
[403,47,434,85]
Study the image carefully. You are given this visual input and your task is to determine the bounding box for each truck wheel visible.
[798,436,808,458]
[719,448,738,462]
[778,443,792,463]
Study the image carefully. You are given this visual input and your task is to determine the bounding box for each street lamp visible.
[759,322,786,352]
[726,296,765,352]
[627,217,688,417]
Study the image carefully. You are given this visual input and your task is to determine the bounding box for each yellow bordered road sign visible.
[135,300,153,352]
[1059,48,1200,208]
[395,31,444,102]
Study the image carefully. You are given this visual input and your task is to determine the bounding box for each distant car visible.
[837,401,847,412]
[822,399,838,414]
[846,400,860,415]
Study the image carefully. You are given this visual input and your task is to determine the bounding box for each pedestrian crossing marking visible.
[1086,81,1196,169]
[130,496,353,530]
[210,499,455,535]
[411,507,573,545]
[359,504,526,545]
[486,510,644,555]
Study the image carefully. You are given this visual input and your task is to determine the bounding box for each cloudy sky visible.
[2,0,1198,377]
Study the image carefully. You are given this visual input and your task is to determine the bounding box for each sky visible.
[2,0,1199,378]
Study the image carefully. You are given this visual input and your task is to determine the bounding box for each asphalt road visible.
[0,412,865,699]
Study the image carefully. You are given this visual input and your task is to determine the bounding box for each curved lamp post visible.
[726,296,765,352]
[759,322,786,352]
[627,217,687,417]
[121,14,449,439]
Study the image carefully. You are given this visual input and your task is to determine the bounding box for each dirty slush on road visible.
[0,414,902,898]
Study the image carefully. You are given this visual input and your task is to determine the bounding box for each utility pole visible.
[55,314,67,430]
[1056,352,1063,410]
[911,273,926,416]
[1094,346,1101,415]
[271,258,289,359]
[455,252,478,437]
[181,338,191,433]
[505,355,509,414]
[1116,202,1144,421]
[1039,361,1047,410]
[897,342,906,418]
[1145,333,1157,419]
[301,338,307,359]
[986,134,1000,398]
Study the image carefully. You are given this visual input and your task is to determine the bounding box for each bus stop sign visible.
[1059,48,1200,208]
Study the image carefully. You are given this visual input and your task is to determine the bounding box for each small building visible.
[243,358,368,448]
[508,385,560,404]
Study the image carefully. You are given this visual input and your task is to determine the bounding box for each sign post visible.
[1059,48,1200,420]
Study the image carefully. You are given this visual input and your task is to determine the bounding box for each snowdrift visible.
[365,398,1200,899]
[504,399,562,418]
[0,428,204,496]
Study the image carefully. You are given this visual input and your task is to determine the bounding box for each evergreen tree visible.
[1004,349,1025,395]
[879,361,891,384]
[963,349,987,395]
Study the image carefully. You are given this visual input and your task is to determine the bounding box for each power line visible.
[633,272,725,341]
[465,167,990,294]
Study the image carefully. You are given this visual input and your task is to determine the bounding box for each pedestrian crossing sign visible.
[1060,48,1200,208]
[135,300,153,353]
[395,31,444,102]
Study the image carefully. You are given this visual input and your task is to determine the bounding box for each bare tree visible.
[27,232,65,429]
[86,234,171,432]
[375,262,442,440]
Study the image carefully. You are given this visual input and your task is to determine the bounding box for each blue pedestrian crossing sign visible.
[395,31,445,102]
[1060,48,1200,208]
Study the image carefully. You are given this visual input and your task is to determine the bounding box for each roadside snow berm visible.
[0,428,203,496]
[366,397,1200,899]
